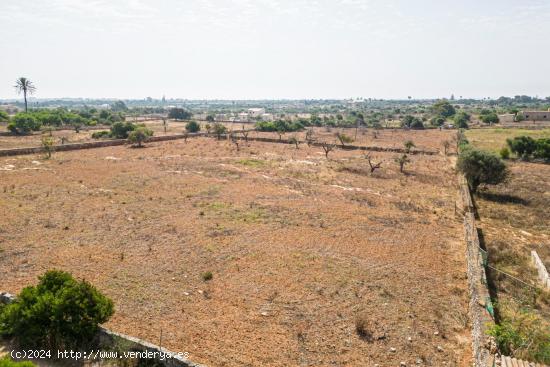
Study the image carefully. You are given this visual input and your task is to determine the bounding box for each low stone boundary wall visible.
[458,175,495,367]
[230,135,439,155]
[0,292,205,367]
[0,131,439,157]
[531,250,550,289]
[0,133,209,157]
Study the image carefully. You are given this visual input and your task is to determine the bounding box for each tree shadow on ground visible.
[477,191,530,206]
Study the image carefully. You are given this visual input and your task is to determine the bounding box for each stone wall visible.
[531,250,550,289]
[458,175,495,367]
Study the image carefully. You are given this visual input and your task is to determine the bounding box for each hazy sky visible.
[1,0,549,100]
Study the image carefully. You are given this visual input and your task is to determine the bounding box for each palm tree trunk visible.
[24,90,28,112]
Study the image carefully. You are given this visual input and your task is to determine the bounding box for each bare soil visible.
[0,136,470,366]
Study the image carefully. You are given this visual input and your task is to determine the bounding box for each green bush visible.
[128,127,153,147]
[255,119,304,132]
[0,110,9,122]
[0,270,114,349]
[7,113,42,134]
[0,357,35,367]
[91,130,111,139]
[212,123,227,139]
[457,148,508,193]
[401,115,423,129]
[499,147,510,159]
[479,112,499,124]
[185,120,200,133]
[534,138,550,161]
[487,314,550,364]
[507,136,537,160]
[110,122,136,139]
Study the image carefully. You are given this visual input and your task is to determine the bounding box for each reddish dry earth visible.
[0,136,470,366]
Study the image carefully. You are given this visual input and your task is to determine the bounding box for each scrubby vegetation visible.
[0,357,35,367]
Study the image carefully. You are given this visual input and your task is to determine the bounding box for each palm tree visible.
[14,77,36,112]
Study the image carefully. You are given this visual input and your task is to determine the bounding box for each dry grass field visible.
[465,128,550,154]
[474,161,550,349]
[0,136,470,366]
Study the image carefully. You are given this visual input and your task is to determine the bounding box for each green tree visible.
[479,112,499,124]
[205,115,215,122]
[0,270,114,350]
[14,77,36,113]
[534,138,550,161]
[454,111,470,128]
[457,148,508,193]
[506,136,537,160]
[213,122,227,139]
[395,154,410,173]
[110,122,136,139]
[168,108,192,121]
[0,110,9,122]
[185,120,201,133]
[110,101,128,112]
[7,113,41,134]
[128,127,153,147]
[431,100,456,118]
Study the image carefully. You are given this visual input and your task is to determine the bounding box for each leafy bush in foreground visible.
[0,270,114,350]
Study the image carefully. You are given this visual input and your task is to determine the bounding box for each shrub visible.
[534,138,550,161]
[7,113,41,134]
[431,100,456,118]
[41,136,55,158]
[403,140,415,153]
[110,122,136,139]
[506,136,537,160]
[201,271,213,281]
[0,110,9,122]
[0,357,36,367]
[499,147,510,160]
[212,123,227,139]
[128,127,153,147]
[0,270,114,349]
[91,130,111,139]
[457,148,508,193]
[487,313,550,364]
[336,132,353,146]
[185,120,200,133]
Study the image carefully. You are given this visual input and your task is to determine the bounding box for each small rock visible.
[407,336,412,342]
[171,277,176,281]
[183,292,190,296]
[416,358,423,364]
[389,347,396,353]
[434,331,439,336]
[437,345,444,352]
[400,363,407,367]
[260,312,269,316]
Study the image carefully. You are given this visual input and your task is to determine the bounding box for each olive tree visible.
[128,127,153,147]
[457,148,508,193]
